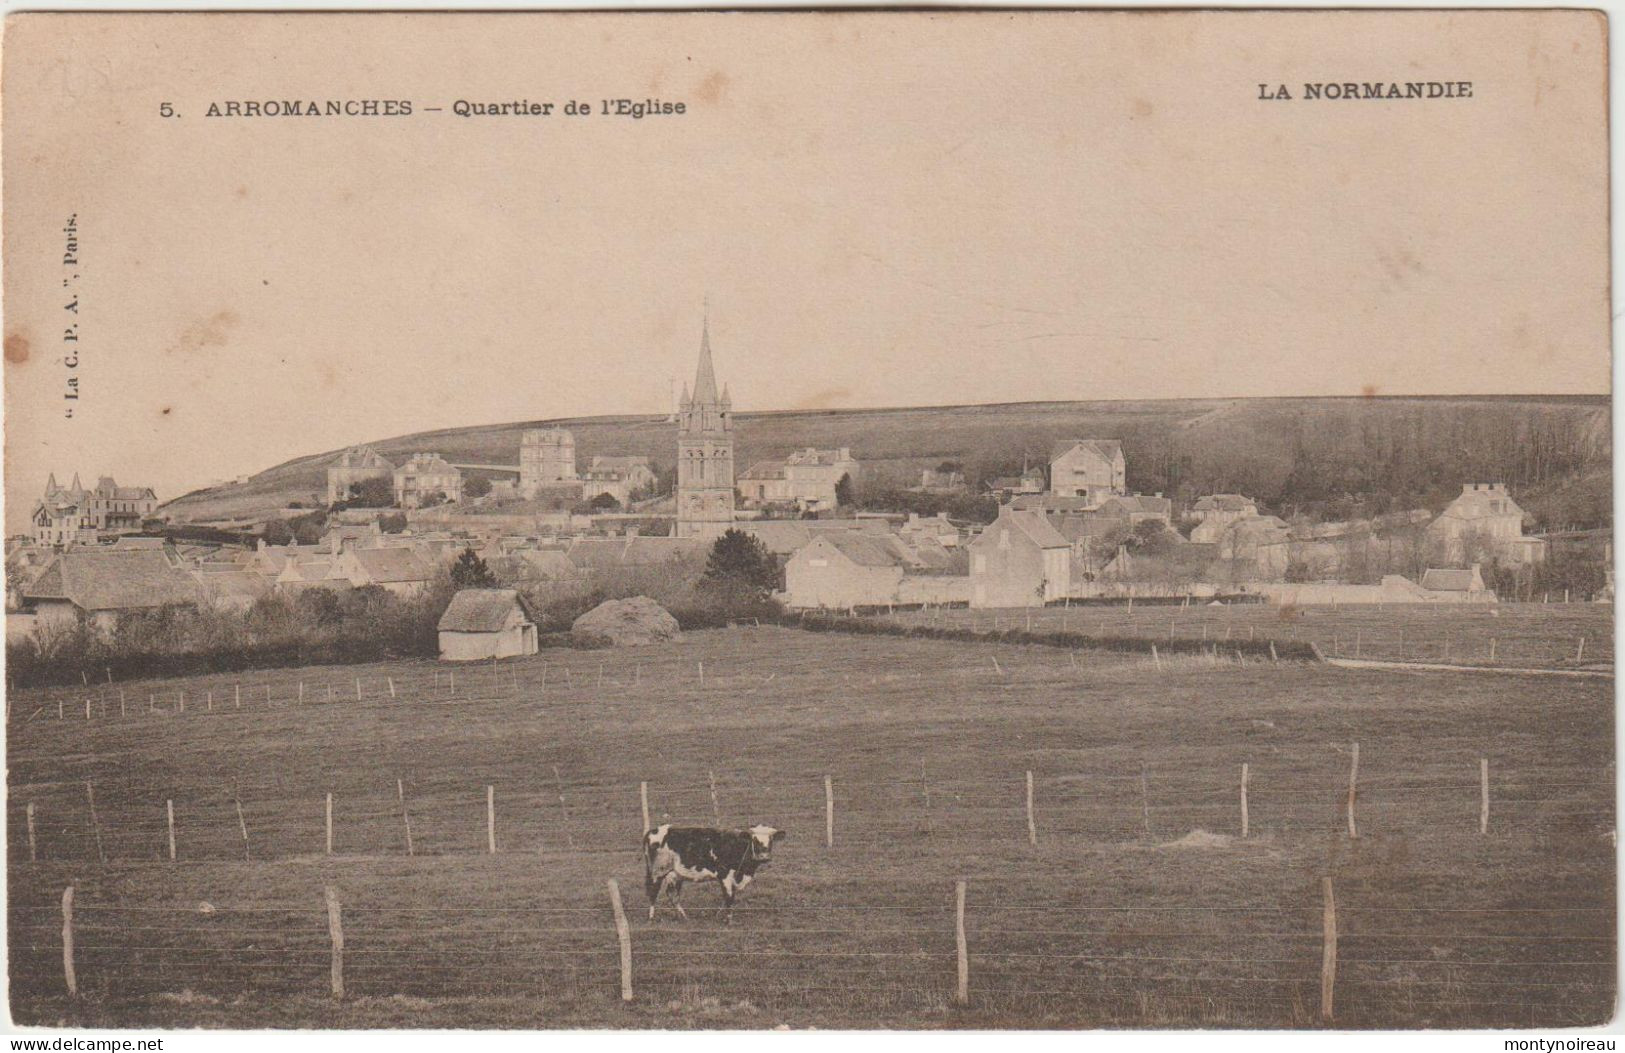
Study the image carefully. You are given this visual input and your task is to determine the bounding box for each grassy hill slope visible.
[160,395,1611,529]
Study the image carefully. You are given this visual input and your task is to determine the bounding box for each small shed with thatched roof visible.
[437,588,539,661]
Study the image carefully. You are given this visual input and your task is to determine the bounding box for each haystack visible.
[571,596,681,648]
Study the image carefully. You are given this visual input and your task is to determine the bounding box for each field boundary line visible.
[1325,658,1613,679]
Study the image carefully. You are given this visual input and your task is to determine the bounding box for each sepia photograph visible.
[0,7,1614,1036]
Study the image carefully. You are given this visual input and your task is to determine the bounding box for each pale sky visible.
[2,11,1610,531]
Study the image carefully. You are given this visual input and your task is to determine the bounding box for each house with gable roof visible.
[782,530,970,609]
[740,448,858,511]
[333,544,437,597]
[1189,494,1261,542]
[1425,483,1547,566]
[1048,440,1126,506]
[438,588,539,661]
[1421,564,1495,602]
[21,546,202,634]
[326,446,396,506]
[968,507,1072,607]
[394,453,463,509]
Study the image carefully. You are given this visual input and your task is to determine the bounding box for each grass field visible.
[884,601,1614,670]
[6,625,1615,1029]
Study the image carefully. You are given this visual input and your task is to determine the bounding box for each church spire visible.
[692,314,720,405]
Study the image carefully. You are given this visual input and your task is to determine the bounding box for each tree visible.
[588,491,621,511]
[345,476,395,508]
[700,529,779,612]
[1283,559,1316,583]
[1129,519,1175,556]
[294,587,344,627]
[464,476,493,499]
[451,547,497,589]
[834,473,854,508]
[262,518,293,546]
[378,512,408,534]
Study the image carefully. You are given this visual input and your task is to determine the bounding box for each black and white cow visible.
[643,823,785,922]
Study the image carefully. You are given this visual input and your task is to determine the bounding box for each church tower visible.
[675,316,735,539]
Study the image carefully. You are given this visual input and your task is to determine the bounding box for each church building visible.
[675,319,736,539]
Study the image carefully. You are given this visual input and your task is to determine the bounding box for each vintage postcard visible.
[0,9,1612,1033]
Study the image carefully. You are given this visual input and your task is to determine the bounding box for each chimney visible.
[839,447,851,461]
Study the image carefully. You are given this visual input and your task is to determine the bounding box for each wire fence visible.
[7,879,1613,1028]
[884,601,1614,669]
[7,751,1615,865]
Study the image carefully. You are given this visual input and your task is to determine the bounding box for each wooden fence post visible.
[551,765,574,849]
[235,799,250,860]
[825,775,835,848]
[325,886,345,1000]
[1480,758,1490,835]
[27,802,37,862]
[708,770,721,825]
[1489,637,1497,662]
[398,779,414,856]
[356,677,362,701]
[388,676,397,700]
[167,799,177,861]
[1140,763,1151,839]
[85,782,104,864]
[698,660,704,687]
[607,878,633,1002]
[1151,645,1161,671]
[1346,744,1359,839]
[326,792,334,855]
[1577,636,1587,662]
[1025,770,1038,846]
[235,684,241,709]
[640,781,651,834]
[1269,641,1279,663]
[954,880,969,1006]
[1240,763,1250,838]
[62,885,77,998]
[1320,877,1337,1023]
[487,785,497,854]
[922,761,934,842]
